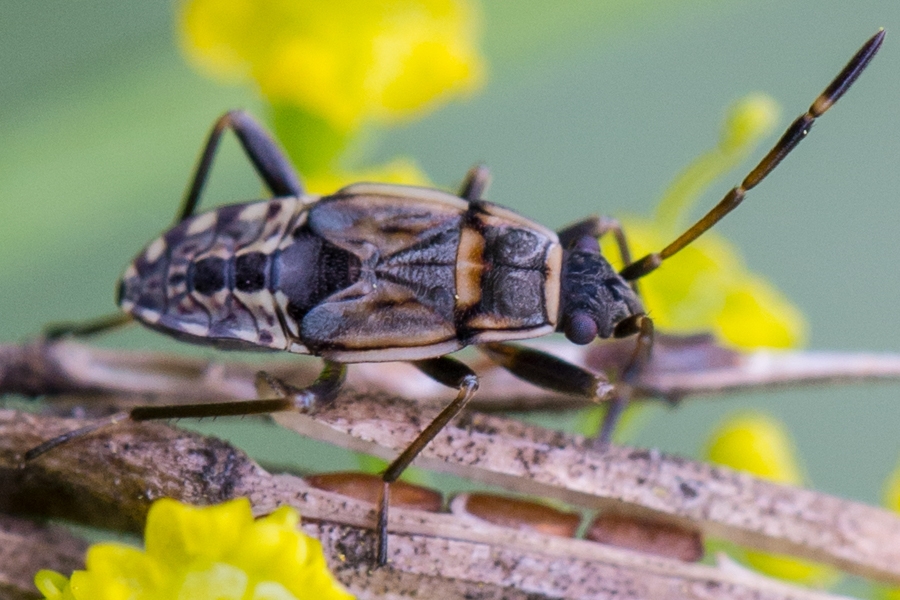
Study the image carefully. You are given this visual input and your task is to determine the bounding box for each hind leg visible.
[44,111,302,340]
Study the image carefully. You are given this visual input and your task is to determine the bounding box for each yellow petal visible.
[34,570,70,600]
[743,550,839,589]
[230,521,298,576]
[68,569,132,600]
[36,498,352,600]
[367,2,485,120]
[719,94,780,154]
[259,505,300,529]
[145,498,252,567]
[177,563,249,600]
[79,543,169,598]
[251,581,299,600]
[179,0,256,80]
[715,275,807,349]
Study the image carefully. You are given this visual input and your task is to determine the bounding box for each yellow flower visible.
[180,0,485,132]
[603,95,807,349]
[35,498,354,600]
[705,412,837,588]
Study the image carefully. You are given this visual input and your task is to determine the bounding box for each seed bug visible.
[29,31,884,565]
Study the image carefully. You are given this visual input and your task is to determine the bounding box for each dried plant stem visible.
[4,338,900,597]
[5,338,900,412]
[0,409,874,600]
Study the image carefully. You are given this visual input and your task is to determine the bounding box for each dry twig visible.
[3,338,900,598]
[0,409,879,600]
[5,336,900,412]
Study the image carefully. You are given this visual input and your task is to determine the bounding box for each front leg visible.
[480,329,652,448]
[599,314,654,445]
[480,342,612,401]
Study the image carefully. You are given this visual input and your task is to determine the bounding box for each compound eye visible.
[564,311,598,345]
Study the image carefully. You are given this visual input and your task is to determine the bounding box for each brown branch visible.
[267,391,900,586]
[0,409,872,600]
[5,337,900,413]
[4,338,900,596]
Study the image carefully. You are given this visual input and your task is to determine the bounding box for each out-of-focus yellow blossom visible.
[35,498,354,600]
[180,0,483,190]
[705,412,837,588]
[180,0,485,133]
[742,548,837,590]
[706,412,803,484]
[602,95,807,349]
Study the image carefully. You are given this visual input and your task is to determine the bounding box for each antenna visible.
[620,29,885,282]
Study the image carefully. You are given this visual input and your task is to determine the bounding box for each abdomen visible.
[118,197,350,352]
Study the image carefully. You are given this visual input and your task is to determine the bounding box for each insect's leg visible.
[44,113,302,340]
[620,30,884,281]
[43,312,133,340]
[480,318,652,447]
[457,164,492,201]
[597,314,654,446]
[177,110,304,224]
[375,355,478,565]
[480,341,612,406]
[25,361,346,461]
[250,361,347,412]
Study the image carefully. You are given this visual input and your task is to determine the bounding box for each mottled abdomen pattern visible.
[118,197,354,352]
[119,184,562,362]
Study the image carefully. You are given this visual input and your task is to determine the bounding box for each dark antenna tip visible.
[24,413,128,461]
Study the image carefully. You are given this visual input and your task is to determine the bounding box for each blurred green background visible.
[1,0,899,522]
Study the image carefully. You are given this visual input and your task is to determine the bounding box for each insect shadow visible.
[29,30,885,566]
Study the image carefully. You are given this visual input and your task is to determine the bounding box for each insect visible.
[29,30,884,565]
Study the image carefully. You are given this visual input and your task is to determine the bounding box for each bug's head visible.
[559,237,644,344]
